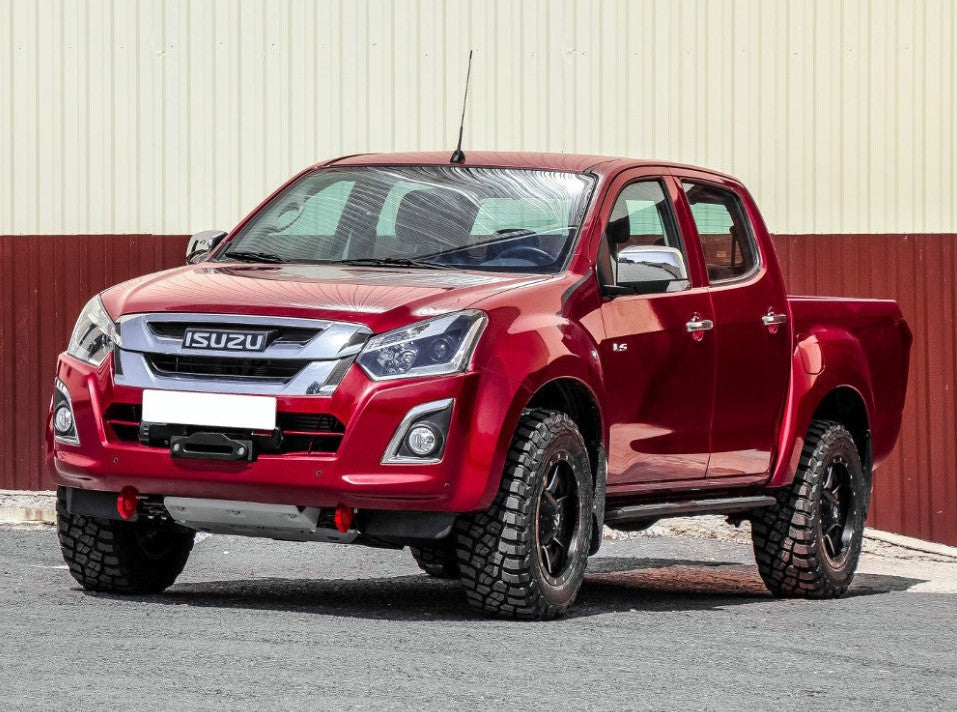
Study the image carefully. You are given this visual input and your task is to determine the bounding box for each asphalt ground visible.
[1,526,955,711]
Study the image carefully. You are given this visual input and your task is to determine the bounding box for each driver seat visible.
[391,189,479,258]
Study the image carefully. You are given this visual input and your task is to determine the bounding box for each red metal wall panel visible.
[1,233,954,545]
[775,234,957,546]
[0,235,189,492]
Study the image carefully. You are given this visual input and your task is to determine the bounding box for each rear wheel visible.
[455,409,593,619]
[751,421,868,598]
[409,543,460,579]
[56,488,195,594]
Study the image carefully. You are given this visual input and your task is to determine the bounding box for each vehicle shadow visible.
[576,556,922,615]
[82,555,927,622]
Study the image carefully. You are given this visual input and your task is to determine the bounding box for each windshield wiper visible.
[221,250,288,264]
[339,257,448,270]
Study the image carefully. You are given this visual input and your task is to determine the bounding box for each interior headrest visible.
[606,215,631,245]
[394,190,478,244]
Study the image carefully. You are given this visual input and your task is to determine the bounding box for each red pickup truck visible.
[48,152,911,619]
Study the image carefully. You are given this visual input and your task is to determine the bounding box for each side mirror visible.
[186,230,227,264]
[612,245,690,294]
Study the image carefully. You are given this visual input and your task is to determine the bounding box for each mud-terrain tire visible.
[751,420,868,598]
[410,543,460,579]
[455,409,593,620]
[56,488,195,594]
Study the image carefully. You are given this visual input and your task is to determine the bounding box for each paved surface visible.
[1,528,955,711]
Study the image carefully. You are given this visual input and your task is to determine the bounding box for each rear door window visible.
[682,182,759,283]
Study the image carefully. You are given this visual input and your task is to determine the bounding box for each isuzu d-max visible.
[48,152,911,619]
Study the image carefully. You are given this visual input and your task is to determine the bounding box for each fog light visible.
[406,425,439,456]
[382,398,454,464]
[53,405,74,434]
[52,379,80,445]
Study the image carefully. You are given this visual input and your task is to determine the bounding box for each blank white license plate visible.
[141,390,277,430]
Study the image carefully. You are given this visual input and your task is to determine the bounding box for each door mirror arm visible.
[600,283,635,298]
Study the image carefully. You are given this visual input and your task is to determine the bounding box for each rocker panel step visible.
[604,495,778,524]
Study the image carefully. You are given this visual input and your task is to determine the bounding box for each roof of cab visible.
[315,150,735,181]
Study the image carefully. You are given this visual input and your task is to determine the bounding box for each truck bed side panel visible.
[771,296,911,487]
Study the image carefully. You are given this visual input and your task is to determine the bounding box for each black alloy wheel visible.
[820,456,854,564]
[537,456,581,581]
[455,409,594,619]
[751,420,868,598]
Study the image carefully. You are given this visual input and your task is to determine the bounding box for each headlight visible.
[67,295,120,367]
[357,310,487,380]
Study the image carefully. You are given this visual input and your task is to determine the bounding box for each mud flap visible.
[589,445,607,555]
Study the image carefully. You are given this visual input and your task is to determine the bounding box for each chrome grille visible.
[114,313,371,396]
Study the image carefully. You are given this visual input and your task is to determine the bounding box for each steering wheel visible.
[497,245,554,265]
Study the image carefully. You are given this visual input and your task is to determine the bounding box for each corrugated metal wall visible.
[1,233,956,544]
[0,234,189,491]
[775,234,957,546]
[2,2,956,544]
[2,0,955,236]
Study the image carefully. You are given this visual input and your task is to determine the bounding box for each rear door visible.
[676,174,791,476]
[595,172,716,486]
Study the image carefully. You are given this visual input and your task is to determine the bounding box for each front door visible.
[597,178,716,487]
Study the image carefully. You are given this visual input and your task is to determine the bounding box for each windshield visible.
[217,166,596,272]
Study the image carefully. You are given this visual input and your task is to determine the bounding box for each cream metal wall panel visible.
[1,0,955,236]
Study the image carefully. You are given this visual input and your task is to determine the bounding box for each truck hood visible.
[100,262,551,331]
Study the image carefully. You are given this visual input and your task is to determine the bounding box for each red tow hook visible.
[116,486,140,520]
[334,505,354,533]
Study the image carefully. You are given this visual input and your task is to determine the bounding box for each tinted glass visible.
[597,180,689,292]
[274,180,354,237]
[682,182,758,283]
[606,181,685,254]
[220,166,595,273]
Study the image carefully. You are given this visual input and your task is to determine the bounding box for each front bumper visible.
[47,353,502,512]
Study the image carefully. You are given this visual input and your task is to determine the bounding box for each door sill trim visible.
[605,471,769,498]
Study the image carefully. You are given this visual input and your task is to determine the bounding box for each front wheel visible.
[455,409,593,619]
[751,421,868,598]
[56,488,195,594]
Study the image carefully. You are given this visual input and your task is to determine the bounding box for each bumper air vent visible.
[104,402,345,454]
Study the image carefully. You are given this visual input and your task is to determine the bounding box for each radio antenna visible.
[450,50,474,164]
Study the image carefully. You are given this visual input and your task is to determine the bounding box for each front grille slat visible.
[147,354,310,381]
